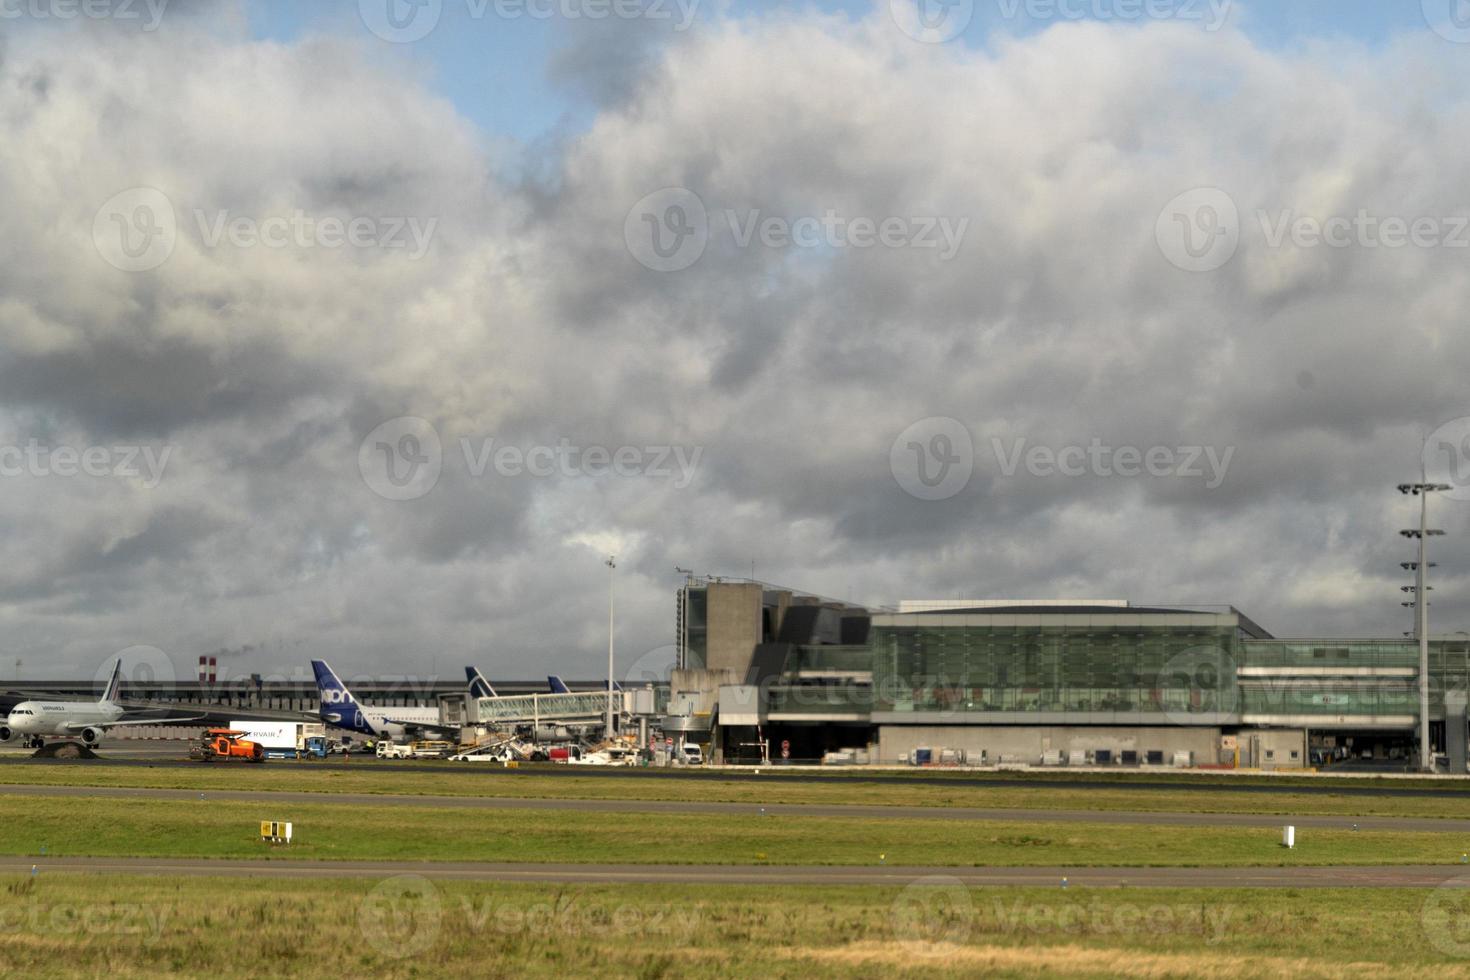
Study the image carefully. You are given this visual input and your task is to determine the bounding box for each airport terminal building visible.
[667,580,1470,770]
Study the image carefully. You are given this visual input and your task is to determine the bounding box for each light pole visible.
[606,555,616,739]
[1400,480,1451,772]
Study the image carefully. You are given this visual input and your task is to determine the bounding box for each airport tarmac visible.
[1,782,1467,832]
[6,747,1470,799]
[3,855,1468,887]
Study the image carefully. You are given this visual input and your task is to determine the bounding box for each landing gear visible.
[25,737,43,749]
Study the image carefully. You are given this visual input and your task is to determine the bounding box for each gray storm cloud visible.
[0,9,1468,679]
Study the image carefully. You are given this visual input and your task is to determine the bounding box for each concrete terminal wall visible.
[877,725,1224,766]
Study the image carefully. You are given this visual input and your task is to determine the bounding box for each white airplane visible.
[311,659,459,743]
[0,659,199,749]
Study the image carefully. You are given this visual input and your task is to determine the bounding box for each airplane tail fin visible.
[101,659,123,703]
[311,659,358,724]
[465,666,497,699]
[548,675,571,694]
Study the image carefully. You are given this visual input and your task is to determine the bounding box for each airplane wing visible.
[64,716,205,731]
[380,717,461,735]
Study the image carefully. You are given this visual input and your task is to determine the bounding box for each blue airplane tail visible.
[548,675,571,694]
[465,666,497,699]
[311,660,371,735]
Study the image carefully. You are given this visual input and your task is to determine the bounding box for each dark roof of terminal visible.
[908,605,1200,616]
[903,604,1274,639]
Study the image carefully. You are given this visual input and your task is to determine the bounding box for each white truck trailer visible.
[229,721,326,759]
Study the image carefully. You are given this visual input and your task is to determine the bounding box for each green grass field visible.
[4,762,1470,821]
[1,874,1468,979]
[4,794,1469,867]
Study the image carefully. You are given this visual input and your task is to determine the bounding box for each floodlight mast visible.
[606,555,616,738]
[1400,480,1452,772]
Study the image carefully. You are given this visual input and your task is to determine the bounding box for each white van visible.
[680,744,704,765]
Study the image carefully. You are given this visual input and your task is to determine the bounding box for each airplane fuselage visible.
[3,700,124,737]
[317,703,440,741]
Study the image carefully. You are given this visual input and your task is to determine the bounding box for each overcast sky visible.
[4,0,1470,686]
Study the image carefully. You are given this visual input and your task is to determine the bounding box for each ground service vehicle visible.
[411,740,453,759]
[228,721,326,759]
[571,746,636,766]
[375,741,415,759]
[190,729,265,763]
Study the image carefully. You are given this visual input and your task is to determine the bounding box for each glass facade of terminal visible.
[867,613,1240,719]
[841,615,1470,725]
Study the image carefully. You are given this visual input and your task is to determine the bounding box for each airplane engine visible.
[0,725,10,743]
[79,727,103,747]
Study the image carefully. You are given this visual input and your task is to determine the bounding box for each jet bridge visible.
[467,691,617,726]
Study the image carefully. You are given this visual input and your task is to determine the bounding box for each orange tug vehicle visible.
[190,728,266,763]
